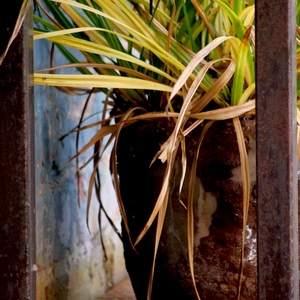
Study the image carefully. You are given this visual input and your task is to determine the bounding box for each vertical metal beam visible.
[0,2,35,300]
[256,0,299,299]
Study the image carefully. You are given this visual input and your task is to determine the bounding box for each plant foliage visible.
[32,0,300,299]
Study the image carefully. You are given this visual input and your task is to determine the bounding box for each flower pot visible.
[116,118,257,300]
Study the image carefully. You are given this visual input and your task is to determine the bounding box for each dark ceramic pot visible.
[116,118,257,300]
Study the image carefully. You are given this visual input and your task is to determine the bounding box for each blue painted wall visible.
[34,20,127,300]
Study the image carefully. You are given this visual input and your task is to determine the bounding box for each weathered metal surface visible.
[256,0,299,299]
[0,2,36,300]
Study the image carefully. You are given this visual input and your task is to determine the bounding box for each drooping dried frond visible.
[33,0,300,299]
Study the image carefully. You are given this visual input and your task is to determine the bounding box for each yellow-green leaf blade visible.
[34,73,174,92]
[231,27,251,106]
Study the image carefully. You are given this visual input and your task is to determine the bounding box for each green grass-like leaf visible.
[231,26,251,106]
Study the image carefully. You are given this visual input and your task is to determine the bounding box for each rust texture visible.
[0,2,36,300]
[256,0,299,299]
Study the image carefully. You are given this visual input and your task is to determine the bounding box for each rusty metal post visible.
[256,0,299,299]
[0,2,35,300]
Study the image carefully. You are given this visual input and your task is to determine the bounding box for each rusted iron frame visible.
[256,0,299,299]
[0,2,36,300]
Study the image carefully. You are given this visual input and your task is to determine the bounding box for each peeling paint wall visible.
[34,24,128,300]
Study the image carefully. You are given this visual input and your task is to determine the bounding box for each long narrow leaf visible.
[0,0,31,65]
[232,117,251,300]
[231,26,251,106]
[34,32,177,82]
[214,0,245,39]
[170,36,233,100]
[34,73,174,91]
[187,120,215,300]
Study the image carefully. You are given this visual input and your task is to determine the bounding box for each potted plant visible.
[32,0,300,299]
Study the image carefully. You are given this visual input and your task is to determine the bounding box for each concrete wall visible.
[34,25,127,300]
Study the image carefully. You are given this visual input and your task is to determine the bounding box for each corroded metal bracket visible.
[256,0,299,299]
[0,2,36,300]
